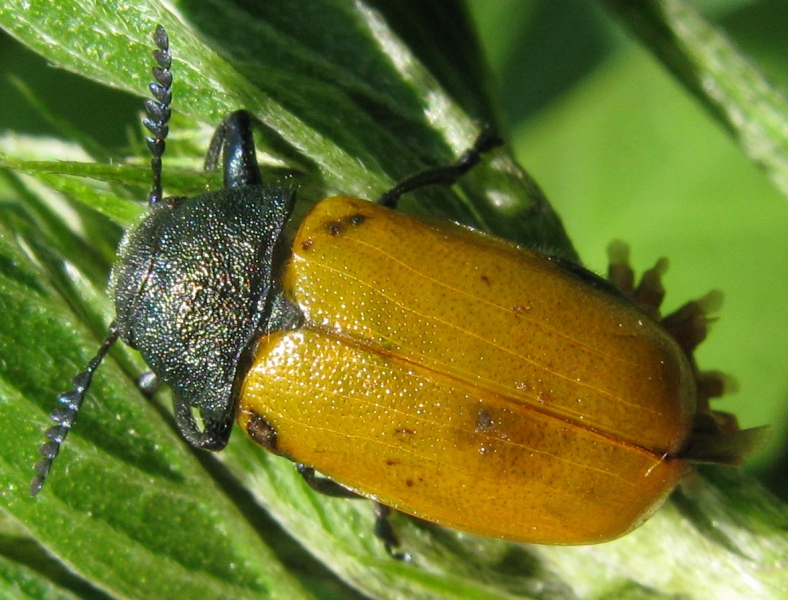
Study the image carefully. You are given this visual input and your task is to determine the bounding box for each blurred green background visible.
[0,0,785,498]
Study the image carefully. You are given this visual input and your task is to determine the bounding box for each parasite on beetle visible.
[32,25,763,551]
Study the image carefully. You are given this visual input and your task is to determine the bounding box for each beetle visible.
[32,26,760,551]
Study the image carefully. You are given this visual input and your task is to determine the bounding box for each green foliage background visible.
[0,1,785,599]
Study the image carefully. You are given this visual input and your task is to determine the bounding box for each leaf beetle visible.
[32,25,762,554]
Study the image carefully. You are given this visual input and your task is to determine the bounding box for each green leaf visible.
[602,0,788,197]
[0,0,570,250]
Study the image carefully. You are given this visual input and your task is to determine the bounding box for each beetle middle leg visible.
[297,464,409,560]
[136,372,161,398]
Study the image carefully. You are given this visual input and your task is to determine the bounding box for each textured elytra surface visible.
[238,196,695,544]
[285,197,695,450]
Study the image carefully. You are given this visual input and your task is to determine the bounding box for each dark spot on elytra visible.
[395,428,415,435]
[476,409,494,432]
[386,459,398,466]
[324,214,366,237]
[301,238,313,251]
[246,411,278,451]
[480,274,490,285]
[405,479,414,487]
[325,220,342,236]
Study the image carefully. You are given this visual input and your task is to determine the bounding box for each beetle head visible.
[31,25,295,495]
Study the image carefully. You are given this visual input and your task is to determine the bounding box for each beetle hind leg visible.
[373,503,410,561]
[296,464,408,560]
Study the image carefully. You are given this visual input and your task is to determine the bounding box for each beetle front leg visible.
[204,110,263,189]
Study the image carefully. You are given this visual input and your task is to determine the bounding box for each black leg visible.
[296,464,359,498]
[136,372,160,398]
[296,465,409,560]
[204,110,263,188]
[377,128,503,209]
[373,503,409,561]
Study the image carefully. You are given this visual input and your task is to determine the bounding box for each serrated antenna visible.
[143,25,173,205]
[30,326,119,496]
[30,26,172,495]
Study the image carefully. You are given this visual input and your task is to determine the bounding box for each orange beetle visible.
[237,196,753,545]
[34,26,760,553]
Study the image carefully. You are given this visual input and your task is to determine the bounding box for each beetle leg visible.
[373,503,410,561]
[377,128,503,208]
[204,110,263,189]
[296,464,359,498]
[136,372,160,398]
[296,464,408,559]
